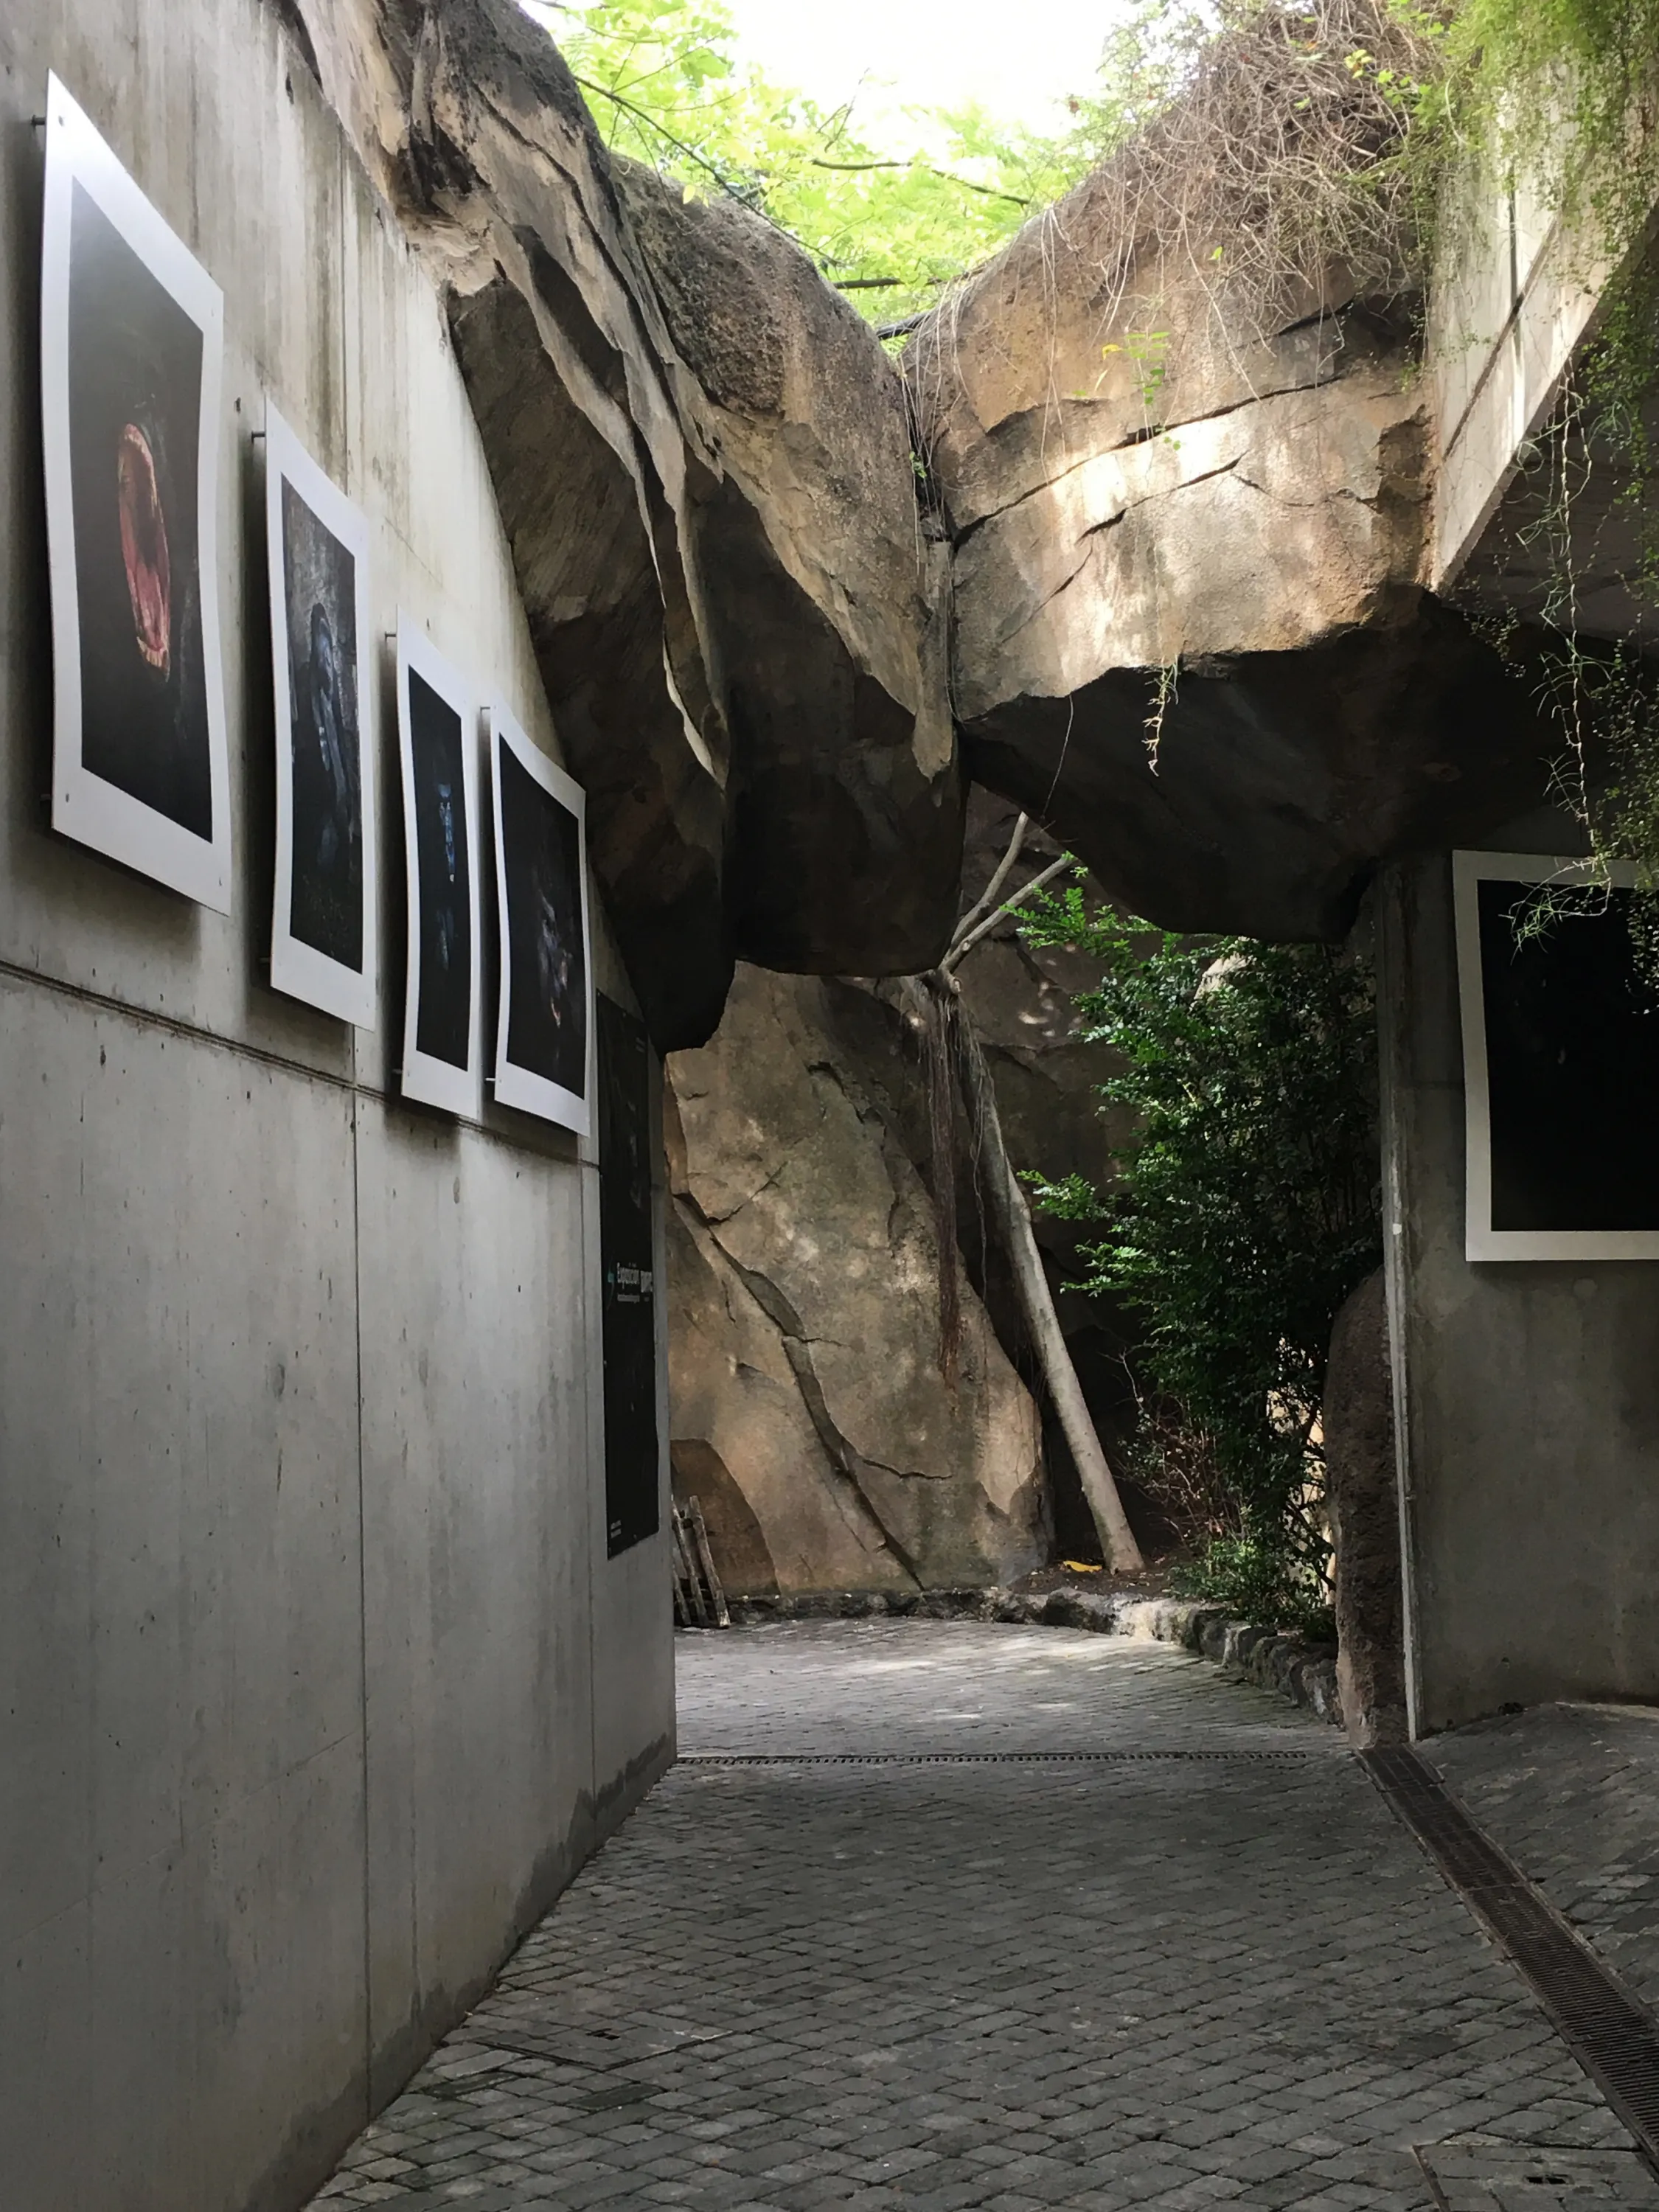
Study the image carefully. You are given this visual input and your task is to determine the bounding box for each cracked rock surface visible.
[274,2,1574,1595]
[663,796,1146,1593]
[908,186,1557,939]
[665,964,1046,1593]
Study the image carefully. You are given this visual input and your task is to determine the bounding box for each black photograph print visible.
[41,73,231,908]
[490,703,592,1134]
[397,625,480,1116]
[1455,851,1659,1259]
[265,407,378,1026]
[599,995,661,1557]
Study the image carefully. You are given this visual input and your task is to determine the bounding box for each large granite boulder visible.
[614,166,960,974]
[284,0,961,1048]
[666,964,1046,1593]
[908,184,1557,939]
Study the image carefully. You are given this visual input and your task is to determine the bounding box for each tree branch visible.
[808,156,1032,207]
[947,813,1028,959]
[944,852,1074,973]
[907,970,1144,1573]
[570,75,804,246]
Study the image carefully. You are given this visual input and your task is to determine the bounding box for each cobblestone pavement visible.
[1431,1702,1659,2023]
[311,1626,1655,2212]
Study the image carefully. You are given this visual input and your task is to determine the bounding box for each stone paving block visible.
[1415,2143,1659,2211]
[1430,1705,1659,2025]
[305,1626,1652,2209]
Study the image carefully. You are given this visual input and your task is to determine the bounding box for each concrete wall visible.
[0,5,673,2208]
[1428,173,1610,589]
[1378,844,1659,1736]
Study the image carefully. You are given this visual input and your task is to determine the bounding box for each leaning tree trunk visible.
[908,970,1144,1574]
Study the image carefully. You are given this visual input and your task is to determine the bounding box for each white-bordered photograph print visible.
[1453,849,1659,1262]
[487,703,593,1136]
[396,623,481,1117]
[264,407,378,1029]
[41,72,231,911]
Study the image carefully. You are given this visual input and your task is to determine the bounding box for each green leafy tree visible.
[1020,886,1381,1632]
[535,0,1098,320]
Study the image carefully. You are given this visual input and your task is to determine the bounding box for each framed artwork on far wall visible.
[487,702,593,1135]
[40,72,232,911]
[395,622,481,1117]
[264,407,378,1028]
[1454,849,1659,1262]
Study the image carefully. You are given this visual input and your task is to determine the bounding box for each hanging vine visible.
[1399,0,1659,928]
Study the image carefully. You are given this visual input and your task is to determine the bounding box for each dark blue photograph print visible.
[397,624,480,1116]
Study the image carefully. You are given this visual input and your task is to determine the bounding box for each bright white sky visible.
[717,0,1119,147]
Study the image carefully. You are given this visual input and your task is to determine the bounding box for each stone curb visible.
[722,1585,1343,1727]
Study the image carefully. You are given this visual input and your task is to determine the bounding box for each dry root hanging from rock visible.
[915,0,1433,411]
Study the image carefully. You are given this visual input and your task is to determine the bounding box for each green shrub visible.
[1020,888,1380,1630]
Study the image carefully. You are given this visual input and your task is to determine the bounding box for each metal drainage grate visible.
[1364,1745,1659,2176]
[679,1749,1321,1766]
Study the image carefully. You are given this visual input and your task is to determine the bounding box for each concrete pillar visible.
[1378,849,1659,1734]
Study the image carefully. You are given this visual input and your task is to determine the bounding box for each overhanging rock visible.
[283,0,961,1047]
[614,164,960,975]
[958,599,1559,940]
[908,176,1559,939]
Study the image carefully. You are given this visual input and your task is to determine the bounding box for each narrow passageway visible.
[313,1629,1655,2210]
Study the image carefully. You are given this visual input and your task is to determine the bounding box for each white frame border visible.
[265,405,378,1029]
[41,72,232,912]
[487,702,594,1137]
[396,621,482,1118]
[1454,849,1659,1262]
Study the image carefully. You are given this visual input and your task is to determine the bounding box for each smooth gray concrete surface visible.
[0,5,672,2208]
[1377,849,1659,1733]
[310,1624,1643,2211]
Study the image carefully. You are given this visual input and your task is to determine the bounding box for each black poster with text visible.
[598,995,661,1556]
